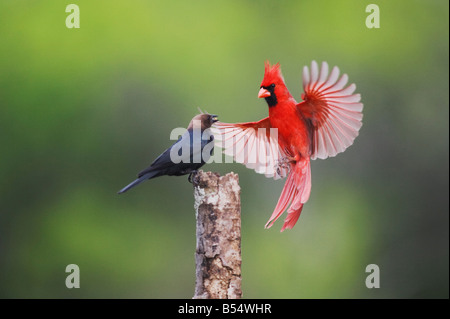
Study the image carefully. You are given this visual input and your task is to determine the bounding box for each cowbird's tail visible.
[117,171,158,194]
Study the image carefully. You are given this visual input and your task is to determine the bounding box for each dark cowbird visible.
[118,113,218,194]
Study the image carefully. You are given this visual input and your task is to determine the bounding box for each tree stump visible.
[192,170,242,299]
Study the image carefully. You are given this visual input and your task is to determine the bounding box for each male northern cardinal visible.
[213,61,363,231]
[118,113,218,194]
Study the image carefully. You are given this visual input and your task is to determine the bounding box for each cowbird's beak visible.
[211,115,219,123]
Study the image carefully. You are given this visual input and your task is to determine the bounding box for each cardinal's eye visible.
[270,84,275,88]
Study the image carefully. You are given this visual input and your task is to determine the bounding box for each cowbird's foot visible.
[188,170,198,184]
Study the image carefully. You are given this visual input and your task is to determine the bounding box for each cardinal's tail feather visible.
[264,170,296,229]
[265,159,311,231]
[280,204,304,232]
[117,171,158,194]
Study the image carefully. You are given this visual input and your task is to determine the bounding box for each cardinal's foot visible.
[275,156,298,175]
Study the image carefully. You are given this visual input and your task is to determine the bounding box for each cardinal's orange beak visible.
[258,87,271,98]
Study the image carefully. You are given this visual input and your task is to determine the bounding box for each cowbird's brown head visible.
[188,113,218,130]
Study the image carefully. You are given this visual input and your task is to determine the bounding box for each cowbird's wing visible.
[137,129,211,178]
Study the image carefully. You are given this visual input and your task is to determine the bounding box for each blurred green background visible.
[0,0,448,298]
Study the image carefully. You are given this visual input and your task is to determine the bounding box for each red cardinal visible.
[213,61,363,231]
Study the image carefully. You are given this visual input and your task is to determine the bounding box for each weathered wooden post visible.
[192,170,242,299]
